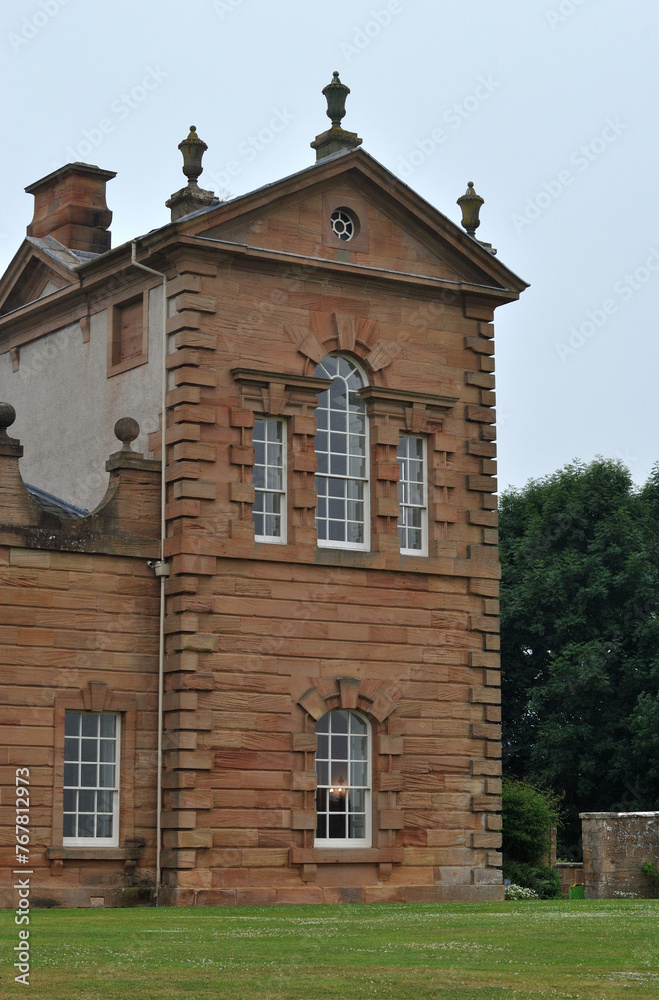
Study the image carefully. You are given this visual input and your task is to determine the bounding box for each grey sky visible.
[1,0,656,494]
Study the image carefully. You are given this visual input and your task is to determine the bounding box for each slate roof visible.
[25,482,89,519]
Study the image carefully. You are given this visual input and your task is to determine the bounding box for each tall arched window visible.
[314,354,369,549]
[314,709,371,846]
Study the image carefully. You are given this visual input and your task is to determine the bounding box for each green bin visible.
[569,884,585,900]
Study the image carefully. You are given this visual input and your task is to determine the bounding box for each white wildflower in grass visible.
[505,883,540,900]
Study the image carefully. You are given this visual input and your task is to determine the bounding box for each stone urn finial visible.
[178,125,208,185]
[457,181,484,238]
[311,71,363,161]
[166,125,216,221]
[323,71,351,131]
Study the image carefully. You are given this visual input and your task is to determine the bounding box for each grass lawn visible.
[1,899,658,999]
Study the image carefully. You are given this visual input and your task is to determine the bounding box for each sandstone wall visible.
[581,812,659,899]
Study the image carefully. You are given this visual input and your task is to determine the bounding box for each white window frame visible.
[62,711,120,848]
[314,354,370,551]
[397,433,428,556]
[314,709,372,848]
[252,416,287,544]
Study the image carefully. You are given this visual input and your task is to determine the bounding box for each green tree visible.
[500,459,659,853]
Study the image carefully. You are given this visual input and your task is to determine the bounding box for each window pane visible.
[100,739,115,763]
[349,457,365,478]
[330,760,348,785]
[328,520,344,541]
[63,789,76,812]
[347,521,363,544]
[77,814,95,838]
[101,715,117,736]
[351,715,367,735]
[81,715,98,737]
[97,790,113,813]
[64,738,79,761]
[99,764,115,788]
[81,739,97,762]
[329,430,347,452]
[96,815,112,839]
[351,761,367,787]
[316,814,327,838]
[65,712,80,736]
[329,815,346,838]
[349,814,366,838]
[330,410,347,432]
[332,711,349,734]
[348,410,365,433]
[350,735,367,760]
[63,814,76,838]
[408,483,424,506]
[316,734,328,758]
[350,788,366,812]
[328,787,347,812]
[265,514,280,537]
[64,763,79,787]
[329,453,347,476]
[79,789,95,812]
[316,761,329,786]
[266,467,282,490]
[81,764,97,787]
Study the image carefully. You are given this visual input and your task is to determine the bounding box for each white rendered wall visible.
[0,288,162,510]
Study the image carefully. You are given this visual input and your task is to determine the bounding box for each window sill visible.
[107,353,148,378]
[47,846,141,861]
[289,847,403,865]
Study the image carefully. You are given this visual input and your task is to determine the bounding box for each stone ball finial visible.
[0,402,17,430]
[114,417,140,452]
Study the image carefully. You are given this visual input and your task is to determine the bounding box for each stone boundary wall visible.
[581,812,659,899]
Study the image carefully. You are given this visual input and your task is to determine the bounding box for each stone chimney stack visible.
[25,162,116,254]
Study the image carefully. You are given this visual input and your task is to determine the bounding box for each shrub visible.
[505,882,539,900]
[502,777,561,865]
[502,777,563,899]
[502,861,561,899]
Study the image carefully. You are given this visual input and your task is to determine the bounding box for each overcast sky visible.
[1,0,656,494]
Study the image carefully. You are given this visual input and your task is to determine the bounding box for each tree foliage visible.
[500,459,659,852]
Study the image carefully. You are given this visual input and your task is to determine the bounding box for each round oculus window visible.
[330,208,357,242]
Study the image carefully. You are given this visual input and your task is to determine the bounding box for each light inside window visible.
[315,709,370,845]
[397,435,427,554]
[314,355,368,549]
[253,418,285,541]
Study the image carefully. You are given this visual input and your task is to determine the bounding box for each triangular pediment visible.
[0,237,85,317]
[184,149,526,297]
